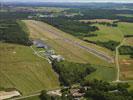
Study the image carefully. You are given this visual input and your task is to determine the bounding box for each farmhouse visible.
[70,88,85,100]
[0,90,21,100]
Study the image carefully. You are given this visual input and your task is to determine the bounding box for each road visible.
[30,46,52,63]
[11,93,40,100]
[114,29,124,82]
[31,21,114,63]
[11,88,62,100]
[115,38,125,82]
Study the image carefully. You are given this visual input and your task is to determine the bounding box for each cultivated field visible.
[23,20,117,81]
[123,37,133,46]
[0,43,60,95]
[119,55,133,80]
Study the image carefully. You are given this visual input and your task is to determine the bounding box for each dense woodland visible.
[52,61,96,86]
[119,46,133,58]
[0,20,31,45]
[42,18,99,37]
[64,9,133,22]
[84,40,120,51]
[83,80,133,100]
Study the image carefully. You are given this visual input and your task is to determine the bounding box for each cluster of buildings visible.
[33,39,64,63]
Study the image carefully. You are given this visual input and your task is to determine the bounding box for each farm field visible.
[85,65,116,81]
[0,43,60,95]
[118,22,133,36]
[83,24,124,42]
[83,22,133,42]
[119,55,133,81]
[124,37,133,46]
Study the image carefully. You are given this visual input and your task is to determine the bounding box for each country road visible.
[30,20,114,63]
[115,38,125,82]
[11,93,40,100]
[11,88,62,100]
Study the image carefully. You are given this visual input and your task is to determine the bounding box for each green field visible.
[117,14,133,18]
[123,37,133,46]
[119,55,133,80]
[84,22,133,42]
[84,24,123,42]
[0,43,59,95]
[118,22,133,35]
[85,65,117,81]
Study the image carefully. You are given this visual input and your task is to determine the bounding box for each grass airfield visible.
[23,20,114,66]
[23,20,117,82]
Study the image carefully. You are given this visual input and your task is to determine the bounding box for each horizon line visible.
[1,1,133,3]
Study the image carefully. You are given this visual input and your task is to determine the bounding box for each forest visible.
[42,18,99,37]
[0,20,31,45]
[119,46,133,58]
[52,61,96,86]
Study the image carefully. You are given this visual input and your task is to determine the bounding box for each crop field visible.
[123,37,133,46]
[119,55,133,81]
[23,20,117,81]
[0,43,60,95]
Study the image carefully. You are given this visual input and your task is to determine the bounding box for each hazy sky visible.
[1,0,133,3]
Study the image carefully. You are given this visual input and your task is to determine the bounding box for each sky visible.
[1,0,133,3]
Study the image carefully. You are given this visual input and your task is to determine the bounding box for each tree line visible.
[0,20,32,46]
